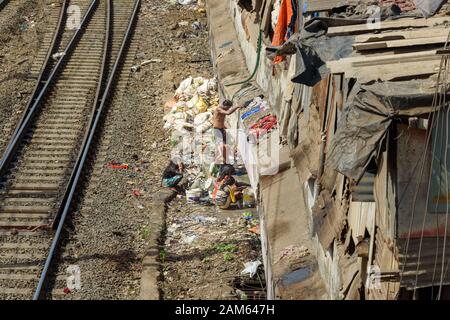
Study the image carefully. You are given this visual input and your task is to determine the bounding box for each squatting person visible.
[162,157,184,190]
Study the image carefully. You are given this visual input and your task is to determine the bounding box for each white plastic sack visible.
[186,94,199,109]
[194,112,212,126]
[196,81,209,96]
[176,76,193,95]
[241,261,262,278]
[178,0,197,5]
[182,234,198,244]
[195,122,212,134]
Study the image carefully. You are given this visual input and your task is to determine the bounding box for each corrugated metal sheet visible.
[398,237,450,290]
[352,172,375,202]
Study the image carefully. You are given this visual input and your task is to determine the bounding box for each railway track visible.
[0,0,140,300]
[0,0,9,11]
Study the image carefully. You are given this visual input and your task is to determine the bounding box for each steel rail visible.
[51,0,111,230]
[7,0,68,145]
[0,0,9,11]
[33,0,141,300]
[0,0,98,179]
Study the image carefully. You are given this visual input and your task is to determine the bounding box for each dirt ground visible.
[161,198,262,300]
[131,0,263,300]
[0,0,48,153]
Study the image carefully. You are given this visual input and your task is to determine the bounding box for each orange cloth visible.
[271,0,294,64]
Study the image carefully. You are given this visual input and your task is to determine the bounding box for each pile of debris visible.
[163,76,253,206]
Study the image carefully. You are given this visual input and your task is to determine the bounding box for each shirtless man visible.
[212,99,241,164]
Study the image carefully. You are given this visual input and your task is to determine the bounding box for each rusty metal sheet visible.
[398,237,450,289]
[312,76,330,128]
[312,189,346,249]
[395,124,450,239]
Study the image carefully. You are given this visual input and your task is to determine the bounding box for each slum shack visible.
[207,0,450,299]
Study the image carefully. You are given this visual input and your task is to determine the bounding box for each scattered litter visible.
[235,289,248,300]
[182,234,198,244]
[194,215,217,224]
[140,59,162,67]
[248,225,260,235]
[276,245,310,263]
[176,46,187,53]
[132,189,143,197]
[63,287,71,295]
[242,189,256,208]
[177,0,197,5]
[241,260,262,278]
[136,52,146,59]
[19,22,29,31]
[242,212,253,221]
[52,52,65,60]
[167,223,180,234]
[131,64,141,72]
[194,216,206,223]
[106,162,129,169]
[191,21,204,30]
[137,204,145,210]
[186,188,202,203]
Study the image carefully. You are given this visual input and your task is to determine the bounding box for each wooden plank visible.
[303,0,352,12]
[355,27,450,43]
[327,49,438,73]
[353,35,449,51]
[261,0,273,37]
[327,17,450,36]
[0,205,52,213]
[0,288,33,295]
[335,58,442,82]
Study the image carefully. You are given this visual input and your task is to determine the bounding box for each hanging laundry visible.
[249,115,278,139]
[271,0,298,63]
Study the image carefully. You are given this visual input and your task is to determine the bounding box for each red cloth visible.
[249,115,278,138]
[271,0,295,64]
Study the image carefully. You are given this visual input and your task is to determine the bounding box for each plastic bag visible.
[165,99,177,110]
[194,112,212,126]
[195,96,208,113]
[175,76,193,95]
[241,261,262,278]
[195,122,212,134]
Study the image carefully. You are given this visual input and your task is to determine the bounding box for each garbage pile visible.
[163,77,227,204]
